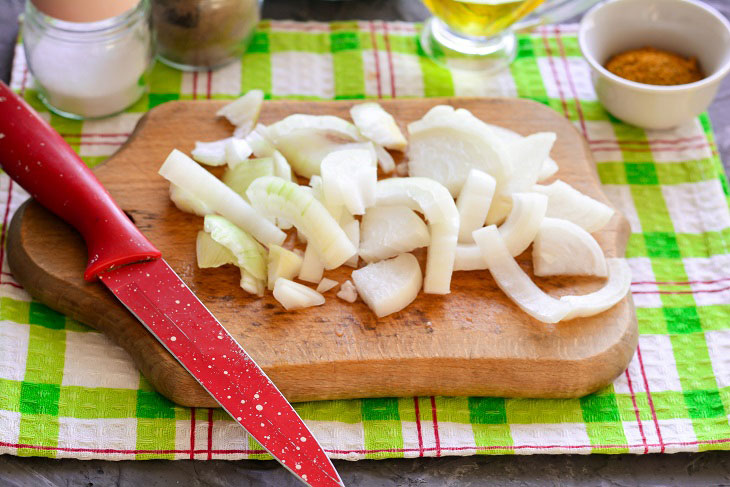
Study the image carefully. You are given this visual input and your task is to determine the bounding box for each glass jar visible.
[151,0,260,71]
[23,0,155,119]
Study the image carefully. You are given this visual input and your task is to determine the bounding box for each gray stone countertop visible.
[2,0,730,485]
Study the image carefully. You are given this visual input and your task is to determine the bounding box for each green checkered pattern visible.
[2,21,730,460]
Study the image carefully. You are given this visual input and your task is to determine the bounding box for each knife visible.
[0,82,345,487]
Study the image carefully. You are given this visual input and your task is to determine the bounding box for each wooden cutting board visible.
[7,98,637,407]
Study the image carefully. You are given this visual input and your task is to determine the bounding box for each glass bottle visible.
[23,0,155,119]
[151,0,260,71]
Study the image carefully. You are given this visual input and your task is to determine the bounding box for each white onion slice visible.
[560,258,632,320]
[359,205,430,263]
[204,215,267,281]
[337,280,359,303]
[350,102,407,151]
[316,278,339,293]
[196,231,235,268]
[352,253,422,317]
[341,217,360,268]
[321,149,377,216]
[159,149,285,246]
[533,217,607,277]
[498,192,547,257]
[224,138,253,168]
[456,169,496,243]
[267,245,303,290]
[373,143,396,174]
[473,225,571,324]
[272,150,293,182]
[310,175,343,221]
[245,124,276,157]
[191,137,231,166]
[273,278,325,310]
[298,243,325,284]
[503,132,556,194]
[217,90,264,137]
[222,157,274,200]
[453,244,486,271]
[247,176,356,269]
[240,269,265,297]
[376,177,459,294]
[266,114,364,178]
[169,183,213,217]
[533,180,615,233]
[539,158,559,182]
[407,105,511,196]
[485,123,559,182]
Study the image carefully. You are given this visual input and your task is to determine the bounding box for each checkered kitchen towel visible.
[1,21,730,461]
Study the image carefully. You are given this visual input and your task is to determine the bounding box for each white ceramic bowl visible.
[578,0,730,130]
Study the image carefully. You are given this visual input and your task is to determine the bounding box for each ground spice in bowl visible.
[605,47,704,86]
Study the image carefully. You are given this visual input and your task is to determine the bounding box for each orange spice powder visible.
[605,47,704,86]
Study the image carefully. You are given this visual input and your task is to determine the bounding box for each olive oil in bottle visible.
[422,0,544,37]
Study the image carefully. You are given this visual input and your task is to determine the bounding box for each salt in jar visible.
[23,0,155,119]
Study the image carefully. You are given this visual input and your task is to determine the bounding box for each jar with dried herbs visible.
[152,0,260,71]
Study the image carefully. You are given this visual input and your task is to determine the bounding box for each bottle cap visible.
[31,0,141,23]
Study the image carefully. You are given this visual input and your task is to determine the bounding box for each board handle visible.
[0,81,160,281]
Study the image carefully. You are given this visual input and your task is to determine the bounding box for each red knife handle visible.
[0,81,160,281]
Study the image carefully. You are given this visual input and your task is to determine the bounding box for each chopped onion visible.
[196,230,235,268]
[298,243,325,283]
[560,258,632,320]
[352,253,422,317]
[453,244,486,271]
[539,158,559,182]
[273,278,325,310]
[373,143,396,174]
[350,102,407,151]
[485,194,512,226]
[246,176,356,269]
[169,183,213,217]
[191,138,231,166]
[321,149,377,216]
[267,245,303,290]
[272,150,293,182]
[240,269,265,297]
[336,280,358,303]
[266,114,364,178]
[316,278,339,293]
[456,168,496,243]
[222,157,274,200]
[396,162,408,176]
[407,105,511,196]
[224,138,253,168]
[159,149,285,245]
[376,177,458,294]
[533,180,614,233]
[533,217,607,277]
[472,225,571,324]
[498,192,547,257]
[310,175,343,221]
[217,90,264,137]
[484,133,554,226]
[245,124,276,157]
[359,205,430,263]
[341,216,360,268]
[485,123,559,182]
[503,132,556,194]
[204,214,267,281]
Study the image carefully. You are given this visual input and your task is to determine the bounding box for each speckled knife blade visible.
[99,258,344,487]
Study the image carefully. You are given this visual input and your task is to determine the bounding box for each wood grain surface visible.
[7,98,637,407]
